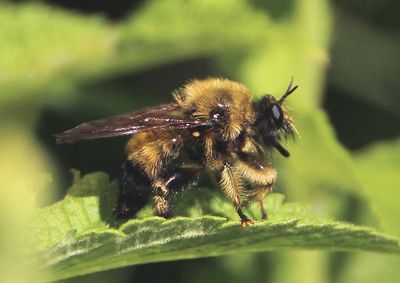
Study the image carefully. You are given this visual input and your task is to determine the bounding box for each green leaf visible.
[238,0,331,109]
[355,139,400,236]
[0,3,116,104]
[31,173,400,282]
[0,0,276,109]
[30,171,118,251]
[119,0,273,65]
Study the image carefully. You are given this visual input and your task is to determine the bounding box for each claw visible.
[240,218,254,227]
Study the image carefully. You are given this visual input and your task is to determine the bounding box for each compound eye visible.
[271,104,283,127]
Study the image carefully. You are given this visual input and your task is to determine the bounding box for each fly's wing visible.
[54,103,211,144]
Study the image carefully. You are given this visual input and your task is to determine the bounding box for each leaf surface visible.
[31,173,400,282]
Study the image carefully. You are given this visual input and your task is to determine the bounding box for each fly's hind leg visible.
[247,183,273,220]
[258,200,268,220]
[152,181,172,218]
[153,164,203,218]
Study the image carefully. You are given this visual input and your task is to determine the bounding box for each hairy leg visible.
[152,164,203,218]
[152,179,171,218]
[218,161,253,226]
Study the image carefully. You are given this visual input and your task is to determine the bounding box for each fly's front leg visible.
[219,161,254,227]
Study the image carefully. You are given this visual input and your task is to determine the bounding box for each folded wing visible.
[54,103,211,144]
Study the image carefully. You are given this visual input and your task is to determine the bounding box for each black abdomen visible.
[116,158,152,219]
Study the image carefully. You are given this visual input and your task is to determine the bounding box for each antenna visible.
[279,77,298,104]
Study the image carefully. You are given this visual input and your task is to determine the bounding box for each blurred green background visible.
[0,0,399,282]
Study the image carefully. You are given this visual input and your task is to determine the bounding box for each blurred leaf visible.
[279,110,361,198]
[31,173,400,281]
[239,0,331,110]
[337,253,400,283]
[120,0,274,57]
[0,126,51,283]
[0,0,278,109]
[355,139,400,236]
[333,0,400,31]
[330,11,400,115]
[0,3,116,104]
[271,251,329,283]
[59,267,133,283]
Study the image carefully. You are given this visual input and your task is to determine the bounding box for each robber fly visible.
[55,78,298,226]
